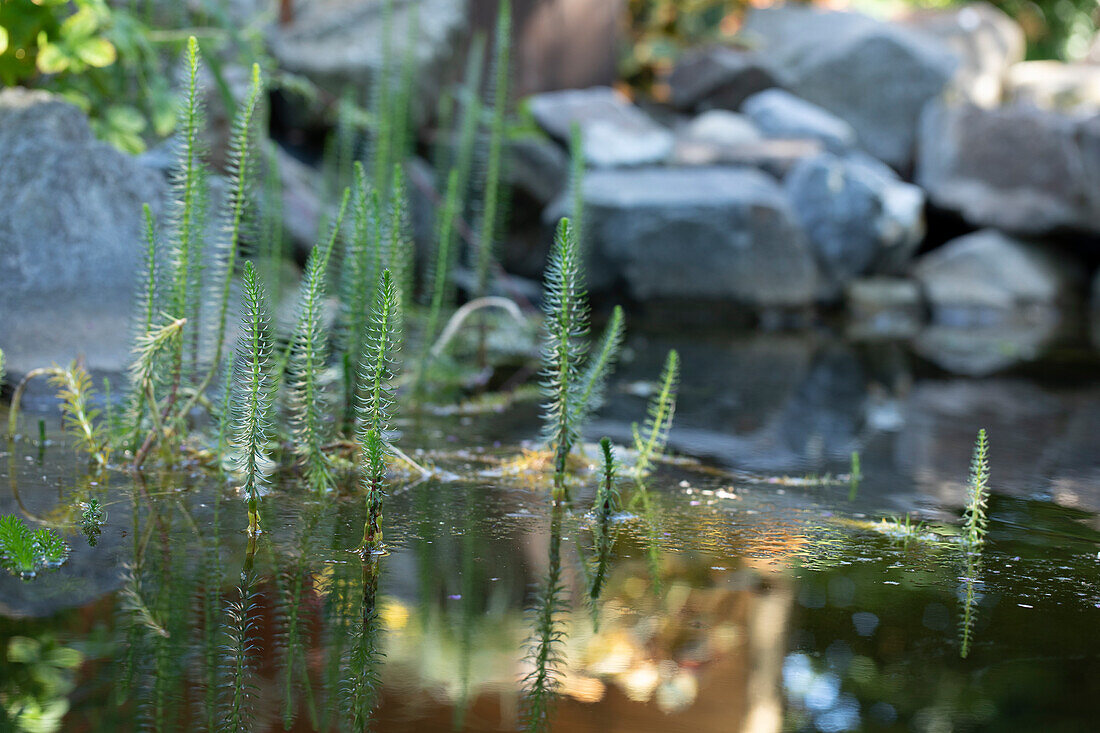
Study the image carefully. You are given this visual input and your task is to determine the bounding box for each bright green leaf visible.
[74,36,115,68]
[0,26,9,56]
[60,6,99,40]
[36,40,70,74]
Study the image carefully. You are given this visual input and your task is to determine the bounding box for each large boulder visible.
[899,2,1025,107]
[268,0,467,123]
[911,229,1084,326]
[916,100,1100,236]
[741,6,957,170]
[527,86,674,167]
[741,89,858,153]
[0,89,168,376]
[784,153,925,288]
[555,166,821,305]
[668,46,779,111]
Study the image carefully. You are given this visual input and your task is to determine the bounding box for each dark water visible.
[3,330,1100,732]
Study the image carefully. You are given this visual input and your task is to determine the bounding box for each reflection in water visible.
[522,500,567,732]
[958,552,982,660]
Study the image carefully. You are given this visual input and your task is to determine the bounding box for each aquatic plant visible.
[963,428,991,550]
[632,349,680,480]
[342,163,384,427]
[596,437,620,524]
[568,121,585,249]
[49,361,110,468]
[80,499,105,546]
[576,306,625,424]
[541,218,589,494]
[416,168,462,394]
[0,515,68,577]
[231,262,276,536]
[473,0,513,301]
[356,270,402,551]
[386,164,415,309]
[288,189,350,492]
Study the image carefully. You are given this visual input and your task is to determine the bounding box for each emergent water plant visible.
[0,515,69,578]
[963,428,991,550]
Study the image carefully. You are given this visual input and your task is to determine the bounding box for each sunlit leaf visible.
[75,36,115,67]
[35,39,69,73]
[0,26,9,56]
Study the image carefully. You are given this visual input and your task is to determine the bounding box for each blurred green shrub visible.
[0,0,177,152]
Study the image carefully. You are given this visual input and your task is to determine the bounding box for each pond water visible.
[3,328,1100,732]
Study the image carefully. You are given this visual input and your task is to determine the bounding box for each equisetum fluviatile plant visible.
[289,188,350,492]
[632,349,680,480]
[959,553,982,659]
[356,270,402,551]
[232,262,276,536]
[963,428,991,549]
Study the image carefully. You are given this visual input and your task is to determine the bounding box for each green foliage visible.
[221,570,261,731]
[0,516,69,577]
[540,221,626,493]
[0,0,178,152]
[596,437,620,524]
[289,189,349,492]
[541,218,589,493]
[568,121,585,248]
[80,499,105,547]
[575,305,625,425]
[474,0,512,300]
[342,163,384,428]
[209,63,263,378]
[632,349,680,480]
[48,361,110,467]
[622,0,738,93]
[963,428,991,550]
[385,164,414,313]
[417,168,462,393]
[231,262,276,536]
[355,270,402,550]
[959,554,982,659]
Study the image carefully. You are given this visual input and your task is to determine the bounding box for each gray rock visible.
[269,0,467,124]
[670,137,824,177]
[900,2,1025,107]
[505,136,569,206]
[679,110,762,147]
[912,322,1057,375]
[0,88,168,376]
[845,277,924,339]
[527,86,674,167]
[916,100,1100,236]
[742,89,857,152]
[742,6,957,170]
[668,46,779,111]
[559,166,820,305]
[784,152,925,287]
[911,229,1084,327]
[1006,61,1100,112]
